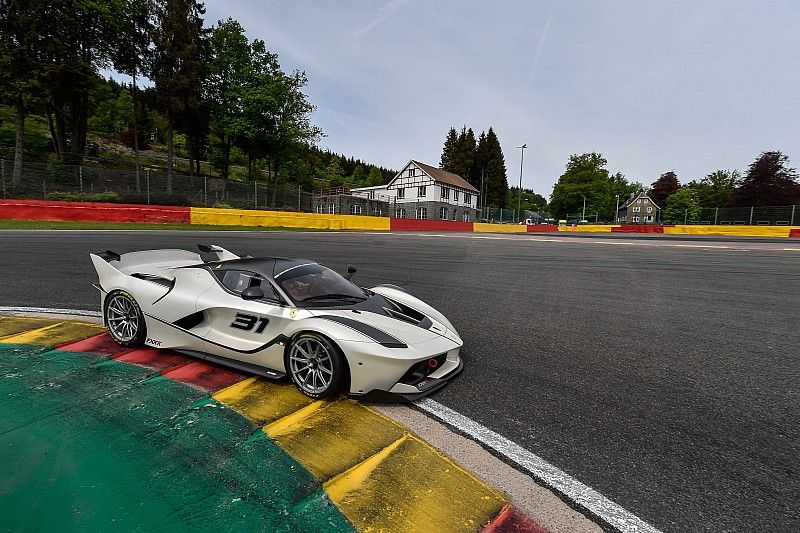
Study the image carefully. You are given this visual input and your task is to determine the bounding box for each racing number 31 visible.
[230,313,269,333]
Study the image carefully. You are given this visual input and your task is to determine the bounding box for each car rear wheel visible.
[104,290,146,347]
[287,333,345,399]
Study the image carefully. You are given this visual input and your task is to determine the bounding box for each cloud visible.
[353,0,415,39]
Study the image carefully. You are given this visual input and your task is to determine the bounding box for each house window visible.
[408,167,415,177]
[397,188,405,199]
[368,191,375,200]
[453,190,459,202]
[632,216,640,222]
[395,208,406,218]
[645,215,654,222]
[328,204,337,214]
[452,209,457,220]
[416,207,428,219]
[637,199,642,204]
[316,204,324,214]
[350,204,362,215]
[646,206,652,213]
[441,187,450,200]
[373,207,382,216]
[464,193,471,204]
[633,206,640,213]
[418,185,426,197]
[463,212,470,222]
[439,206,447,219]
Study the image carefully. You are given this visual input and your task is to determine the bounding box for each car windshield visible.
[276,263,366,303]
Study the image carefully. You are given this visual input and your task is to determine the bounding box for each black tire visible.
[286,332,347,399]
[103,290,147,347]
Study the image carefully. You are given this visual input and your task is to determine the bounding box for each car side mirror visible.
[241,286,264,300]
[345,264,357,280]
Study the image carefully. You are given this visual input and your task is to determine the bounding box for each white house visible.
[351,160,479,221]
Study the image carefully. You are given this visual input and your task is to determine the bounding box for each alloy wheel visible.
[106,294,140,342]
[289,336,335,396]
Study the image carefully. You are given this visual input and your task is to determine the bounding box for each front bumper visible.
[392,356,464,401]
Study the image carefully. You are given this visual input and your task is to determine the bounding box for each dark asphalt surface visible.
[0,230,798,532]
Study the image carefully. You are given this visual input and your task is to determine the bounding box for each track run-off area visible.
[0,229,798,532]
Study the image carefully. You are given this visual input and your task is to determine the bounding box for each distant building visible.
[351,160,479,221]
[618,191,660,224]
[312,186,389,216]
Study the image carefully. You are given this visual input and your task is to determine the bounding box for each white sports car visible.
[90,245,463,400]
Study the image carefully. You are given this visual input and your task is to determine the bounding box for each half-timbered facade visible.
[351,160,479,221]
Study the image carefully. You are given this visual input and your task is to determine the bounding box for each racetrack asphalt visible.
[0,229,797,532]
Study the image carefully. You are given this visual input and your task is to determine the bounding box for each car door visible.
[196,269,293,372]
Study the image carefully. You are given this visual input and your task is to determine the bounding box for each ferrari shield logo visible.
[289,308,299,318]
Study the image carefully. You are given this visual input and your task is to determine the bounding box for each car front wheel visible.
[287,333,346,399]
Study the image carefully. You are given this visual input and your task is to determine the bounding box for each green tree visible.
[506,187,547,212]
[550,152,618,219]
[350,165,367,185]
[439,127,458,172]
[39,0,125,163]
[324,158,344,187]
[663,188,701,223]
[482,128,508,208]
[649,171,680,208]
[689,169,740,207]
[732,151,800,206]
[367,167,384,186]
[455,127,476,184]
[150,0,206,190]
[88,86,134,134]
[0,0,47,189]
[113,0,155,190]
[207,18,251,179]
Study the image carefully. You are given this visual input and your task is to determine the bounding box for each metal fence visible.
[0,160,314,211]
[478,207,549,224]
[662,206,798,226]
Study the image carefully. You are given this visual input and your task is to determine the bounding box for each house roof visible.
[411,160,479,193]
[620,191,660,210]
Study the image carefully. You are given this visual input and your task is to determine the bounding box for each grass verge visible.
[0,220,316,231]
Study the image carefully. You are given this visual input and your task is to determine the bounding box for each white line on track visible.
[415,398,662,533]
[0,306,101,318]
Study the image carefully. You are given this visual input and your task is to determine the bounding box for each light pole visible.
[517,144,527,223]
[581,194,586,222]
[614,194,620,223]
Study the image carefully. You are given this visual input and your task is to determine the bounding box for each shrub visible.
[47,191,121,203]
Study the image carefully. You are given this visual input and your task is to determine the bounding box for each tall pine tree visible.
[150,0,206,191]
[439,127,458,172]
[483,128,508,208]
[453,126,476,182]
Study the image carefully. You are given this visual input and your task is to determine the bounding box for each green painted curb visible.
[0,344,354,532]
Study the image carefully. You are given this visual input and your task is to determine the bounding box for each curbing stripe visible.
[212,374,516,531]
[2,315,549,532]
[415,398,661,533]
[0,320,104,345]
[0,306,102,318]
[483,505,550,533]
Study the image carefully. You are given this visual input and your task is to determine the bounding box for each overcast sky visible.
[203,0,800,195]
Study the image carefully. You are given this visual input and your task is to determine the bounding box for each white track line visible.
[0,306,101,318]
[415,398,662,533]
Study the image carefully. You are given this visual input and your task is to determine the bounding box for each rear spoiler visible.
[197,244,240,261]
[96,250,121,263]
